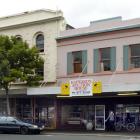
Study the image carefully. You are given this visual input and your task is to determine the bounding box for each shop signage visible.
[61,83,70,95]
[70,79,93,97]
[126,107,139,113]
[92,81,102,94]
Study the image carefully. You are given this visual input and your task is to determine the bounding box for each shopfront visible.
[57,95,140,131]
[15,97,56,129]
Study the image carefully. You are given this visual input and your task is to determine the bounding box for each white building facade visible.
[0,9,70,129]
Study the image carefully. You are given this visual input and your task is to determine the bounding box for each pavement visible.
[0,130,140,140]
[41,130,140,138]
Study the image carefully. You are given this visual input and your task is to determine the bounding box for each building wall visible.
[57,24,140,86]
[0,10,67,82]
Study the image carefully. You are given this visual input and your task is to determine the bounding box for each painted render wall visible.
[57,28,140,86]
[0,10,67,82]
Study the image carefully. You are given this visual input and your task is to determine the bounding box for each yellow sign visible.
[60,83,70,95]
[92,81,102,94]
[60,81,102,96]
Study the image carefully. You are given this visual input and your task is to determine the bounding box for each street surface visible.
[0,133,140,140]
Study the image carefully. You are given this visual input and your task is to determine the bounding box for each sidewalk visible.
[41,130,140,138]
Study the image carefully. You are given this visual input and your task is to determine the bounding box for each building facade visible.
[0,9,70,129]
[56,17,140,131]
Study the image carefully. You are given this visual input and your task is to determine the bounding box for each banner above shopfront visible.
[70,79,93,97]
[60,80,102,96]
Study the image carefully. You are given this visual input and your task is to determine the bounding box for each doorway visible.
[95,105,105,130]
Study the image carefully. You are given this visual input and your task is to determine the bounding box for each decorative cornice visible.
[0,16,64,31]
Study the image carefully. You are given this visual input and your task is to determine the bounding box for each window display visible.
[61,105,95,129]
[115,104,140,131]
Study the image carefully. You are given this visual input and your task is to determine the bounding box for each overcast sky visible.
[1,0,140,28]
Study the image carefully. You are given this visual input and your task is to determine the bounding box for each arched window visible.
[36,34,44,52]
[15,35,22,42]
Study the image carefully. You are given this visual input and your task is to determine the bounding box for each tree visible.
[0,35,44,115]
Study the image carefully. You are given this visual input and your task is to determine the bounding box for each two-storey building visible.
[57,17,140,131]
[0,9,72,129]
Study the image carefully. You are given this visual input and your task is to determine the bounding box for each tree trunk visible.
[6,89,11,116]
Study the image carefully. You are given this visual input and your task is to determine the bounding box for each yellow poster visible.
[60,83,70,96]
[92,81,102,94]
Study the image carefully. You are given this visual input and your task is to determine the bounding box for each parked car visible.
[0,116,44,134]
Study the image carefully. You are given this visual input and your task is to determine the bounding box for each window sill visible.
[57,69,140,79]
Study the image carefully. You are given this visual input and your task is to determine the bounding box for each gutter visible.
[57,24,140,40]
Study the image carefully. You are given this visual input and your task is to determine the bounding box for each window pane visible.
[130,44,140,56]
[102,60,111,71]
[73,51,82,73]
[100,48,111,71]
[131,57,140,68]
[36,68,44,76]
[36,34,44,52]
[101,48,110,59]
[73,51,82,62]
[130,44,140,68]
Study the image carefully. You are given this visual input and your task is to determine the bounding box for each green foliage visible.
[0,35,44,90]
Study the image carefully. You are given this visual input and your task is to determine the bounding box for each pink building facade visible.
[56,17,140,131]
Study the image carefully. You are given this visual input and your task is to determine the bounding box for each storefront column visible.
[55,99,62,129]
[32,97,36,123]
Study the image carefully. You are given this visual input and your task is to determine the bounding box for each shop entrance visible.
[95,105,105,130]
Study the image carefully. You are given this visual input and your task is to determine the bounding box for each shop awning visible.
[103,83,140,92]
[27,87,60,95]
[27,83,140,96]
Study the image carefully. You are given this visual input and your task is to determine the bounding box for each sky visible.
[1,0,140,28]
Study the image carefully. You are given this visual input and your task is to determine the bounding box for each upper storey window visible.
[94,47,116,73]
[130,44,140,68]
[36,34,44,52]
[67,50,87,74]
[123,44,140,70]
[73,51,82,73]
[100,48,111,71]
[15,35,22,42]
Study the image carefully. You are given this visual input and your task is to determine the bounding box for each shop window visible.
[16,99,33,123]
[0,99,7,115]
[35,98,55,128]
[61,105,95,127]
[99,48,111,71]
[130,44,140,68]
[36,34,44,52]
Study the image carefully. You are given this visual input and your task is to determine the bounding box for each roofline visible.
[66,24,75,29]
[0,9,62,21]
[90,16,122,24]
[0,16,64,31]
[56,24,140,40]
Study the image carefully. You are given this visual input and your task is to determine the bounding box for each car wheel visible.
[20,126,29,135]
[34,130,40,135]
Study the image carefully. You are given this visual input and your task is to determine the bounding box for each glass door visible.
[95,105,105,130]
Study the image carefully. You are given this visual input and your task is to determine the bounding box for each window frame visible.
[72,51,82,73]
[99,47,111,71]
[36,34,44,52]
[129,44,140,69]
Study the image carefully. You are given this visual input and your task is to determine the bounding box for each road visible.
[0,133,139,140]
